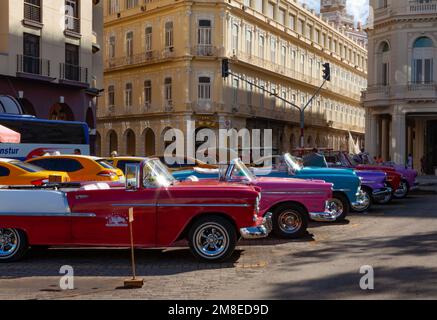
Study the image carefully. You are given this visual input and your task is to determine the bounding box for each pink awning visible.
[0,125,21,143]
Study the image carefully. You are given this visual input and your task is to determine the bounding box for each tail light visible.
[31,178,49,186]
[97,170,117,178]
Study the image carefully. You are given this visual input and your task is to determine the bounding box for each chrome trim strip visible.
[0,212,96,217]
[334,189,351,192]
[112,203,250,208]
[261,191,327,195]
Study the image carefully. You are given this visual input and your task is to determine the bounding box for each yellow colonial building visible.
[97,0,368,157]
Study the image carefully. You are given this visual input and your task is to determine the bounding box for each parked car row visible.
[0,151,418,263]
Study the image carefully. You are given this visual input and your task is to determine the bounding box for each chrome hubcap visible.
[0,229,19,258]
[278,211,302,234]
[195,224,228,258]
[326,199,344,219]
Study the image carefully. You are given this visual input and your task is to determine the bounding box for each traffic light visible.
[322,62,331,81]
[222,58,230,78]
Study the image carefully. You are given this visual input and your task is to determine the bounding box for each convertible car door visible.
[69,188,158,247]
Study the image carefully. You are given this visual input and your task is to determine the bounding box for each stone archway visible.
[124,129,136,156]
[108,130,118,156]
[143,128,156,156]
[49,103,74,121]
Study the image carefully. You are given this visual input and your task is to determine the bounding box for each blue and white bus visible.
[0,114,90,160]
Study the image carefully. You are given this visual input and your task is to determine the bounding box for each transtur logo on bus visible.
[0,148,19,156]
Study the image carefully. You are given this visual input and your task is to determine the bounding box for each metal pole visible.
[300,109,305,149]
[129,217,136,280]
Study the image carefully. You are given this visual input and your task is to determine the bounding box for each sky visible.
[300,0,370,25]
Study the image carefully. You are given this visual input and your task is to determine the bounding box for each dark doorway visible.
[426,120,437,174]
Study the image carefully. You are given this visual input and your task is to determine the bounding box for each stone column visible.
[381,117,389,160]
[392,112,406,165]
[365,112,378,157]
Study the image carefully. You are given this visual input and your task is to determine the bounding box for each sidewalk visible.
[415,175,437,193]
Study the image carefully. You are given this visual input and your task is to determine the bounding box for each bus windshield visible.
[0,115,90,160]
[0,116,88,145]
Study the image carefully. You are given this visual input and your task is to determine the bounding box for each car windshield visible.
[284,153,303,171]
[143,159,176,188]
[229,159,256,182]
[12,161,45,173]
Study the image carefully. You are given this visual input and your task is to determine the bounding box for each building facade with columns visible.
[0,0,104,153]
[97,0,367,157]
[363,0,437,174]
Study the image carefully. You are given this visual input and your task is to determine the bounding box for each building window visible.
[266,2,274,19]
[125,0,138,10]
[259,35,265,59]
[145,27,152,53]
[109,35,116,58]
[108,85,115,107]
[278,8,285,25]
[165,21,174,49]
[270,38,276,63]
[289,15,295,30]
[125,83,133,108]
[126,31,133,59]
[22,33,40,75]
[412,37,434,84]
[65,0,80,33]
[231,23,239,53]
[164,77,172,105]
[108,0,119,15]
[281,46,286,66]
[64,43,80,81]
[246,29,252,55]
[24,0,41,22]
[198,77,211,100]
[197,20,212,55]
[144,80,152,108]
[247,81,253,106]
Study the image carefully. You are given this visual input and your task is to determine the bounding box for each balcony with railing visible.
[104,50,162,71]
[59,63,88,86]
[65,15,81,36]
[191,45,219,57]
[16,54,51,80]
[409,0,437,13]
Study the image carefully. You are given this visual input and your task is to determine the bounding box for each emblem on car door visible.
[105,213,128,228]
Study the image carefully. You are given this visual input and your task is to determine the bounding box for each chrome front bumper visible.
[309,211,338,222]
[372,187,393,201]
[411,180,419,191]
[240,213,272,240]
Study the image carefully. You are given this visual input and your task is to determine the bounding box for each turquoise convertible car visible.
[173,153,365,221]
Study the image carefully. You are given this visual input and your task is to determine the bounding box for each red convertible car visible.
[0,159,270,262]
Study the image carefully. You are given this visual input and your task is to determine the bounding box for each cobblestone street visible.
[2,191,437,300]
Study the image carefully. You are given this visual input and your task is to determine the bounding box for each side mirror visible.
[125,163,140,191]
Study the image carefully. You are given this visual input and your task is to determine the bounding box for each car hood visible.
[254,177,333,191]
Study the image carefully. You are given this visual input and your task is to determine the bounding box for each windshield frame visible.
[142,159,176,188]
[283,153,303,172]
[226,158,256,183]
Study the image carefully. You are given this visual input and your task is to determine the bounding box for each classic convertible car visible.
[174,158,335,239]
[303,153,393,206]
[0,158,270,263]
